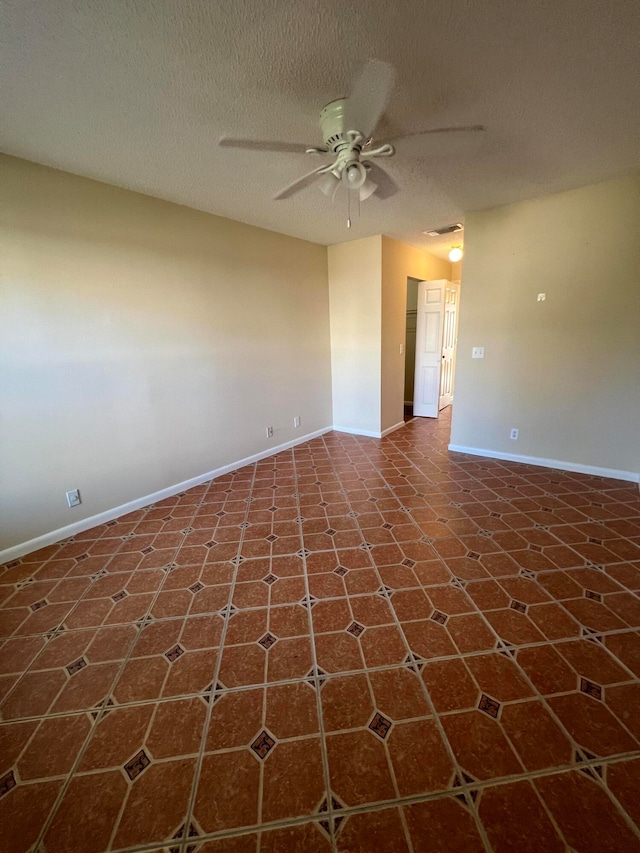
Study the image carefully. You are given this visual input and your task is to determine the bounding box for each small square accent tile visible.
[111,590,128,602]
[268,506,278,513]
[430,610,448,625]
[437,517,449,523]
[402,558,416,568]
[204,539,217,548]
[30,599,49,611]
[258,632,278,650]
[346,621,365,638]
[325,528,337,536]
[585,590,602,602]
[382,523,393,530]
[263,573,278,585]
[165,644,185,662]
[216,511,226,518]
[0,770,17,799]
[75,553,89,561]
[334,566,348,576]
[189,581,204,594]
[368,711,392,740]
[467,552,481,560]
[580,678,603,700]
[478,694,501,718]
[265,534,278,542]
[66,657,87,676]
[141,546,154,554]
[510,600,527,614]
[251,730,276,759]
[124,748,151,780]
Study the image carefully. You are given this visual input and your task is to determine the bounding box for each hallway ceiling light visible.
[448,245,463,262]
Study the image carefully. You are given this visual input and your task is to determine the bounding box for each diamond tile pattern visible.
[0,409,638,849]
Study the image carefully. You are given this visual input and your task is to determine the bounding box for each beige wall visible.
[450,174,640,478]
[327,236,382,434]
[0,156,332,550]
[381,237,451,431]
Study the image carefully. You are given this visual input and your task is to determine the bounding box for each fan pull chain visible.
[347,188,351,228]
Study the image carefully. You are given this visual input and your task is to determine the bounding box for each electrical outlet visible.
[266,426,274,438]
[399,343,405,355]
[537,293,546,302]
[293,416,301,428]
[66,489,81,508]
[510,428,519,440]
[472,346,485,359]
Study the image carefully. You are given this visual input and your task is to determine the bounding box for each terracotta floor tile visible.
[269,603,310,637]
[326,729,396,806]
[44,770,127,853]
[389,588,433,622]
[16,713,92,780]
[605,682,640,740]
[535,769,640,852]
[485,608,545,645]
[466,579,511,611]
[114,757,197,849]
[388,719,455,795]
[420,657,479,712]
[516,644,578,695]
[194,750,261,832]
[555,639,630,684]
[549,692,638,756]
[218,643,266,688]
[262,736,326,822]
[315,631,365,674]
[349,593,394,626]
[501,699,573,771]
[311,598,352,633]
[402,619,458,659]
[2,779,64,853]
[369,666,432,721]
[360,624,407,667]
[321,673,374,732]
[206,688,263,750]
[465,652,535,702]
[266,681,319,738]
[446,612,497,653]
[478,779,565,852]
[403,796,486,853]
[267,635,313,682]
[527,602,581,639]
[261,821,331,852]
[442,710,523,780]
[606,757,640,827]
[336,806,410,852]
[604,631,640,677]
[562,598,627,633]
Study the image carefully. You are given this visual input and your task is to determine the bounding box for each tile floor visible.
[1,409,640,852]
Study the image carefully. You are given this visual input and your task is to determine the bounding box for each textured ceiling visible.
[2,0,639,257]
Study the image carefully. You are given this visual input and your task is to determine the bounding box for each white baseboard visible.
[333,421,406,439]
[333,425,382,438]
[0,427,333,564]
[381,421,406,438]
[448,444,639,484]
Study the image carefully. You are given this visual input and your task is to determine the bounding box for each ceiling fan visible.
[220,60,484,207]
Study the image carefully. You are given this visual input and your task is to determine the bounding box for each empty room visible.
[1,1,640,851]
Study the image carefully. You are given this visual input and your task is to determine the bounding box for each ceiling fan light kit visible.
[220,60,485,223]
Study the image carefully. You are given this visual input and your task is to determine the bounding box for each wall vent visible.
[423,223,463,237]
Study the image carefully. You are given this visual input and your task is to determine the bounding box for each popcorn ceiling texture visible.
[1,0,639,255]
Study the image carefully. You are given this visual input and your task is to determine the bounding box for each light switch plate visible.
[472,347,485,359]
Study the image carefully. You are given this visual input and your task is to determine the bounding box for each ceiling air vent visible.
[423,223,463,237]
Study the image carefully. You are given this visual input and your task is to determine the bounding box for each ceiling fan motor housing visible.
[320,99,359,152]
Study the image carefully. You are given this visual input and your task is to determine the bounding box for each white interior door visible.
[413,280,446,418]
[439,282,459,410]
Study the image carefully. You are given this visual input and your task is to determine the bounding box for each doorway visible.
[404,278,460,419]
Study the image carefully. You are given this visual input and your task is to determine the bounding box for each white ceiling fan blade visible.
[383,125,485,144]
[364,162,398,200]
[343,59,396,138]
[219,137,322,154]
[273,165,328,200]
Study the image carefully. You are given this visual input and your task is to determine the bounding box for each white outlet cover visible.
[537,293,546,301]
[472,346,485,359]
